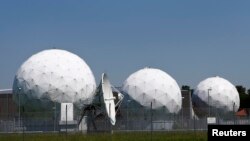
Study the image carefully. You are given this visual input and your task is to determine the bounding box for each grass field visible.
[0,131,207,141]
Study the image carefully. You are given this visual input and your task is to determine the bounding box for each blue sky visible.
[0,0,250,89]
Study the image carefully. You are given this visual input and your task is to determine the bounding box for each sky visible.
[0,0,250,89]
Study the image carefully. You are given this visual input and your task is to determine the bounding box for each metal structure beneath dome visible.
[77,73,124,131]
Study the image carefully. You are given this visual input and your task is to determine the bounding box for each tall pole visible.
[127,99,131,131]
[109,103,112,141]
[151,102,152,141]
[18,87,21,130]
[182,97,184,129]
[54,102,56,132]
[208,88,212,117]
[110,103,112,139]
[7,93,9,119]
[233,102,235,125]
[109,103,111,132]
[188,90,192,119]
[193,114,195,132]
[127,100,128,131]
[66,104,67,134]
[22,106,24,141]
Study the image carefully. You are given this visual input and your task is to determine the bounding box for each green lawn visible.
[0,131,207,141]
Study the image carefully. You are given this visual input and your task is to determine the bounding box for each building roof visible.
[236,108,248,117]
[0,89,13,94]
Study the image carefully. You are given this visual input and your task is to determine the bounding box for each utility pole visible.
[208,88,212,117]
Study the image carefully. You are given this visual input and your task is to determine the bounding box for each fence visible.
[0,107,249,133]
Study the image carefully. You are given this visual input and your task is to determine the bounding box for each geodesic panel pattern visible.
[192,76,240,116]
[122,67,182,114]
[13,49,96,108]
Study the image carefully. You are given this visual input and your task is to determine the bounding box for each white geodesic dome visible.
[12,49,96,108]
[192,76,240,117]
[122,67,182,114]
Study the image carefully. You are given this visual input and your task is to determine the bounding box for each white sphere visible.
[13,49,96,108]
[192,76,240,116]
[122,67,182,114]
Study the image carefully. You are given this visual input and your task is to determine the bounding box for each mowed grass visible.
[0,131,207,141]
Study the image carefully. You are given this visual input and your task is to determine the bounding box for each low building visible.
[0,89,17,119]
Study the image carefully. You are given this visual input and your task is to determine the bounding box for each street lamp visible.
[207,88,212,117]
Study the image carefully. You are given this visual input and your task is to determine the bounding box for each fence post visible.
[54,103,56,132]
[66,104,67,135]
[22,106,24,141]
[151,102,153,141]
[193,116,195,132]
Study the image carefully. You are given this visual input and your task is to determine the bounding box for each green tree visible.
[236,85,250,108]
[236,85,246,94]
[181,85,190,90]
